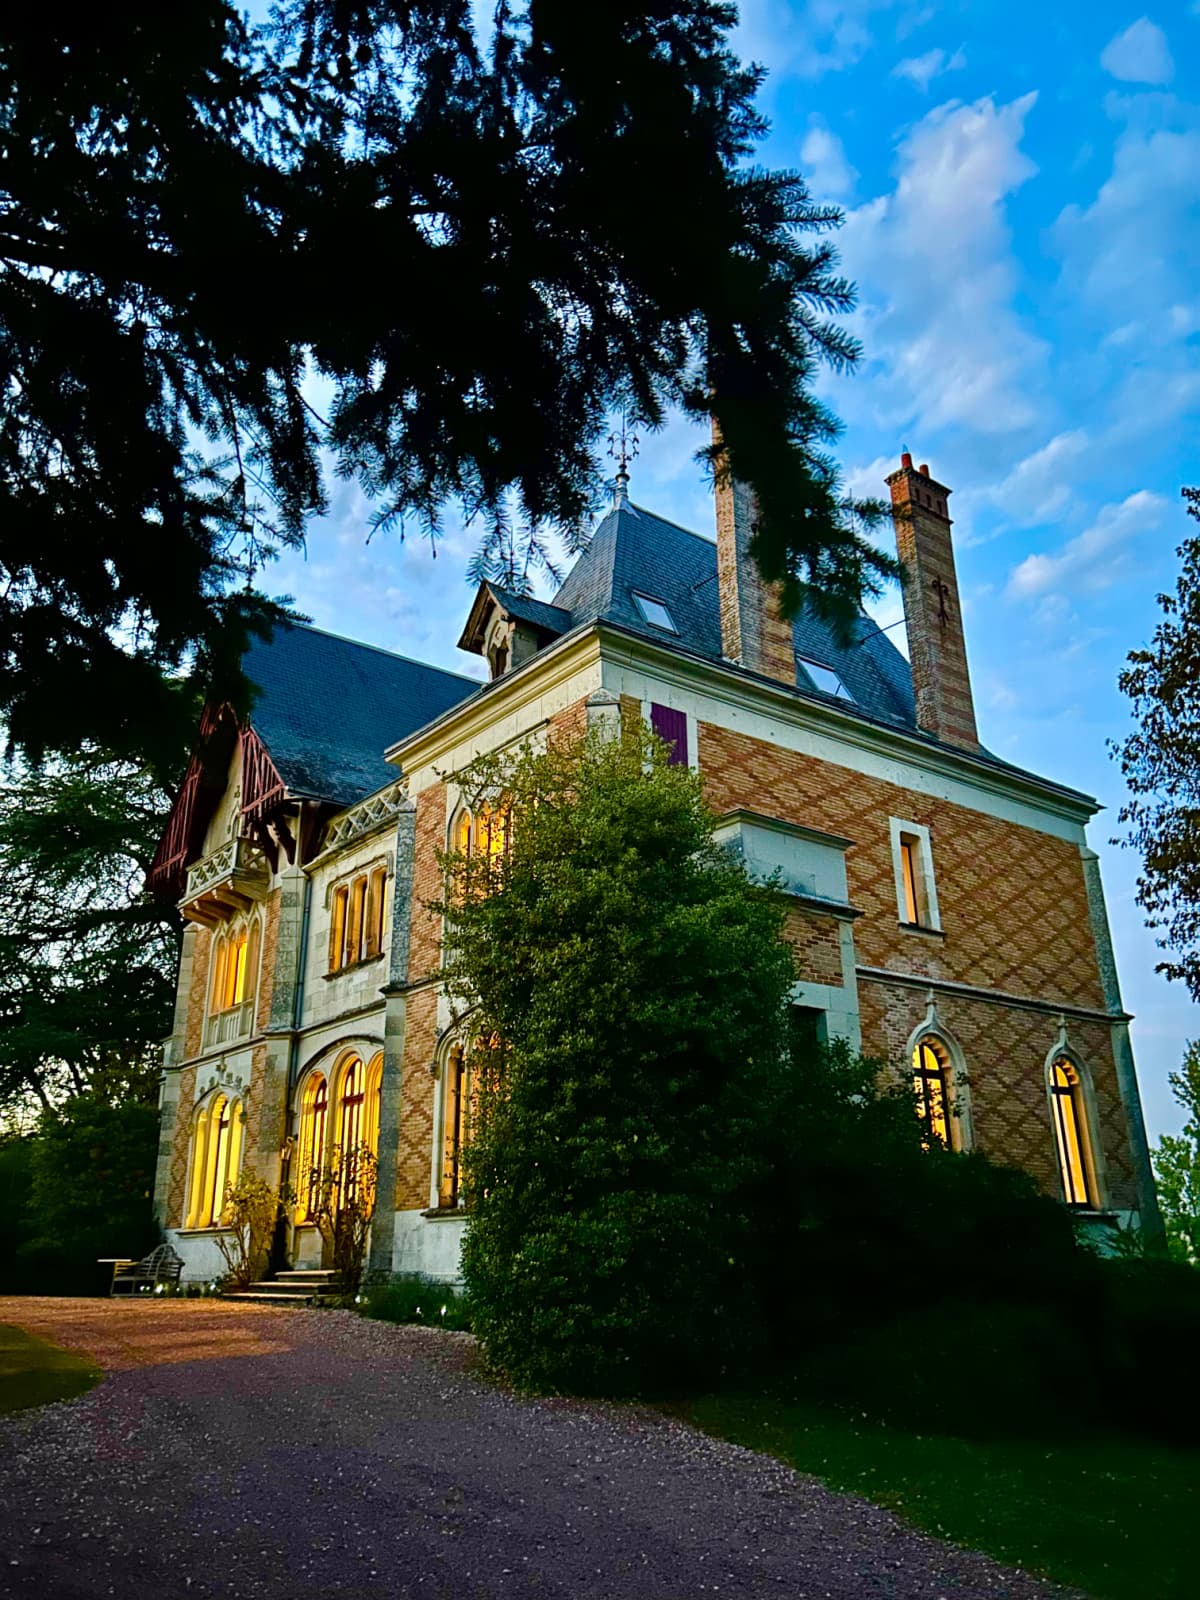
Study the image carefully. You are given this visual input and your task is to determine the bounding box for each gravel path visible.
[0,1301,1074,1600]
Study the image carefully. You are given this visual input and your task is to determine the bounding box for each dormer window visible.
[488,639,509,679]
[799,658,853,700]
[632,593,677,633]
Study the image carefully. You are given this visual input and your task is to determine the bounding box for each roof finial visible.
[607,413,641,505]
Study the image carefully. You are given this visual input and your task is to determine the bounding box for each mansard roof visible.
[549,501,918,733]
[244,622,479,809]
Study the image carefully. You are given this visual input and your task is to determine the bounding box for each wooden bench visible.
[106,1244,185,1296]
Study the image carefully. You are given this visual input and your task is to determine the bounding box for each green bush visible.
[444,728,796,1395]
[361,1278,472,1331]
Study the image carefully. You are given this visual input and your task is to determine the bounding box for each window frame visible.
[631,592,678,634]
[327,861,389,974]
[889,817,941,932]
[184,1090,245,1230]
[905,1025,972,1153]
[798,657,853,700]
[1046,1052,1103,1210]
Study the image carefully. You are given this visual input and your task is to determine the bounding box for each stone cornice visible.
[856,965,1131,1025]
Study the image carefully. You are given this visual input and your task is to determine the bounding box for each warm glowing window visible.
[440,1043,471,1209]
[912,1038,950,1149]
[452,803,511,867]
[329,866,388,972]
[337,1054,366,1153]
[891,820,939,930]
[364,1052,383,1159]
[185,1093,244,1229]
[1050,1057,1098,1209]
[296,1072,328,1221]
[208,917,261,1017]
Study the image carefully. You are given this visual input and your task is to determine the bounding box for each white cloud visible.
[800,121,859,198]
[986,431,1090,527]
[1007,490,1168,599]
[1100,18,1174,85]
[892,45,966,91]
[735,0,892,80]
[831,93,1045,437]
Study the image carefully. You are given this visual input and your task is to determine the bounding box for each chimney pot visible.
[900,451,913,470]
[919,463,929,476]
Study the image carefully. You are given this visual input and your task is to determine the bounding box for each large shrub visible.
[444,727,795,1395]
[22,1095,160,1293]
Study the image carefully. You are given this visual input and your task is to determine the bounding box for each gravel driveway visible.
[0,1301,1073,1600]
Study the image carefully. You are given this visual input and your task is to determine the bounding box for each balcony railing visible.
[181,836,270,927]
[203,1000,255,1051]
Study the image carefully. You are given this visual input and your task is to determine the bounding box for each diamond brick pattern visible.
[395,988,439,1211]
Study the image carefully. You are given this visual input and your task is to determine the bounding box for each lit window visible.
[632,593,677,633]
[912,1038,950,1149]
[328,865,389,972]
[185,1093,244,1228]
[799,658,853,700]
[295,1072,328,1222]
[451,802,511,871]
[1049,1057,1098,1209]
[891,819,939,931]
[440,1042,470,1209]
[364,1052,383,1161]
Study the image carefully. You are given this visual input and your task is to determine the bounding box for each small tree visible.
[215,1170,292,1291]
[442,727,796,1395]
[310,1142,379,1297]
[1152,1041,1200,1265]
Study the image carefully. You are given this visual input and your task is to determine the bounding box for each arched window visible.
[453,807,473,856]
[364,1052,384,1159]
[1049,1056,1099,1208]
[452,803,509,862]
[296,1072,328,1221]
[440,1042,470,1208]
[912,1036,951,1149]
[185,1093,244,1228]
[337,1054,366,1153]
[207,915,262,1018]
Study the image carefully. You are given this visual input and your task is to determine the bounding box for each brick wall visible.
[409,782,446,984]
[698,722,1105,1012]
[783,905,843,986]
[255,890,281,1033]
[166,1063,198,1228]
[395,987,438,1211]
[183,929,212,1059]
[858,980,1136,1211]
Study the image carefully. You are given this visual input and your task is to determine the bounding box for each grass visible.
[0,1323,102,1416]
[685,1392,1200,1600]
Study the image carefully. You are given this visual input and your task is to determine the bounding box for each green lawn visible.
[0,1323,102,1416]
[686,1393,1200,1600]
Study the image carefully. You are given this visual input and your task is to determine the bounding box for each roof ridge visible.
[626,501,717,546]
[280,619,481,685]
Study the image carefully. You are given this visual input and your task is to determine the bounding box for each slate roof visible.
[243,622,480,809]
[551,501,919,732]
[489,588,573,637]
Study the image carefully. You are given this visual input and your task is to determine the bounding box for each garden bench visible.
[106,1244,185,1296]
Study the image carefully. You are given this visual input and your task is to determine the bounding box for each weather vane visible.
[607,413,642,504]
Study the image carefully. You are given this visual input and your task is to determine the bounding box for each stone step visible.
[222,1291,313,1305]
[274,1270,340,1282]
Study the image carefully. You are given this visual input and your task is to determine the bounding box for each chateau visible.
[149,455,1161,1283]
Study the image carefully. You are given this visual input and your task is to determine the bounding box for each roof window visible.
[632,593,677,634]
[799,658,853,700]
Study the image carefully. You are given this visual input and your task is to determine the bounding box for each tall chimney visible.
[886,453,978,750]
[712,422,796,687]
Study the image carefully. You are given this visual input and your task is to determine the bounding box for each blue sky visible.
[271,4,1200,1143]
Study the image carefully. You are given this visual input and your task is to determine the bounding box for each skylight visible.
[632,593,677,633]
[799,658,854,700]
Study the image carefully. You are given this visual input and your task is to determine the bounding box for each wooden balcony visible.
[180,837,271,927]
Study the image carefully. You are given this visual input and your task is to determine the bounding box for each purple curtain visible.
[650,703,688,766]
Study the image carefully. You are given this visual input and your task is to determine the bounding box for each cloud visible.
[734,0,892,80]
[1007,490,1169,599]
[892,45,966,91]
[800,121,859,199]
[831,93,1045,436]
[1100,18,1174,85]
[985,431,1090,527]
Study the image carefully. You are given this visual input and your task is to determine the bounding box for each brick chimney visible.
[712,422,796,687]
[885,453,978,750]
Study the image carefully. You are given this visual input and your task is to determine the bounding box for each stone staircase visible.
[222,1268,342,1306]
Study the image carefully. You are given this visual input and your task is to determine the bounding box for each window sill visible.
[323,953,385,981]
[174,1226,233,1237]
[421,1206,470,1221]
[898,920,945,938]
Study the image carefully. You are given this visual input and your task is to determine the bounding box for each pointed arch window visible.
[205,914,262,1045]
[185,1093,244,1229]
[440,1042,470,1209]
[296,1072,328,1222]
[364,1052,384,1160]
[912,1037,950,1148]
[1050,1057,1099,1209]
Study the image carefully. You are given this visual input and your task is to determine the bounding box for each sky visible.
[269,3,1200,1145]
